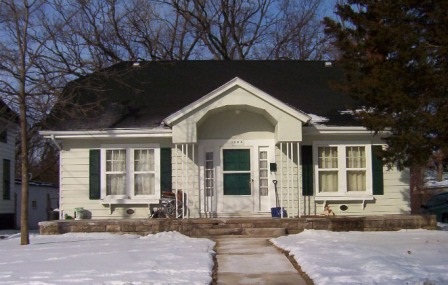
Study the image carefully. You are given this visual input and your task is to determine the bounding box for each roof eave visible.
[303,125,375,135]
[40,128,172,139]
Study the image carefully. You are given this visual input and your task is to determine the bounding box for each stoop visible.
[193,227,286,238]
[242,228,286,237]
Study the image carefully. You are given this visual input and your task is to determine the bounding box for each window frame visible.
[313,142,373,197]
[0,128,7,143]
[100,144,160,201]
[3,159,11,200]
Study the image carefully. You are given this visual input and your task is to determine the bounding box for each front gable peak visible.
[163,77,311,126]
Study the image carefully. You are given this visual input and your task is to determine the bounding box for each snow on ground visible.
[0,231,215,285]
[425,170,448,189]
[2,227,448,285]
[272,228,448,285]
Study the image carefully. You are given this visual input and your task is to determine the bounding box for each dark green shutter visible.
[3,159,11,200]
[160,148,172,192]
[301,145,313,196]
[372,146,384,195]
[89,149,101,200]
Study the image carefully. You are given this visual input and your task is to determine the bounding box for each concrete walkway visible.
[214,237,308,285]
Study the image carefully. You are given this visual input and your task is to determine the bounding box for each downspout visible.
[48,134,63,220]
[50,135,62,151]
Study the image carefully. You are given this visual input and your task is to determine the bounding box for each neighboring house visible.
[0,99,18,229]
[14,180,59,230]
[40,61,410,220]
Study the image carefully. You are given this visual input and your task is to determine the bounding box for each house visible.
[0,99,18,229]
[40,61,410,220]
[14,180,59,230]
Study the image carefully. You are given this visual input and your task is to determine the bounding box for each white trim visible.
[314,195,375,210]
[313,141,373,199]
[40,128,172,139]
[163,77,311,125]
[303,125,373,135]
[99,144,161,205]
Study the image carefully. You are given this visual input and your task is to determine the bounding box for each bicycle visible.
[150,191,183,218]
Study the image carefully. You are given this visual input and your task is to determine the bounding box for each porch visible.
[39,215,437,237]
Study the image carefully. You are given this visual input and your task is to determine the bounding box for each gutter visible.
[40,128,173,139]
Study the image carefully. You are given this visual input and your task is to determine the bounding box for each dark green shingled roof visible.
[47,60,358,131]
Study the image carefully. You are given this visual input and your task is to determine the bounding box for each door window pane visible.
[205,152,214,197]
[223,149,250,171]
[224,173,251,195]
[259,150,269,196]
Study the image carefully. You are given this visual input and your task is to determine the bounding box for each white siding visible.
[15,182,58,229]
[298,160,410,216]
[60,147,153,219]
[0,124,16,215]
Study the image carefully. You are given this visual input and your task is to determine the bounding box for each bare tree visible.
[264,0,332,60]
[50,0,203,67]
[168,0,275,59]
[167,0,330,60]
[0,0,71,245]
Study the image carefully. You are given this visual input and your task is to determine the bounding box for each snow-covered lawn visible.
[1,227,448,284]
[272,227,448,285]
[0,231,215,285]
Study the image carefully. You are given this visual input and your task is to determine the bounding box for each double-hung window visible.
[315,143,372,196]
[101,145,159,200]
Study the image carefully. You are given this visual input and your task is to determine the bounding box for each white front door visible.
[199,140,275,215]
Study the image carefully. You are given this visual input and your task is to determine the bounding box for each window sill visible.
[315,195,374,210]
[101,198,158,204]
[101,198,159,214]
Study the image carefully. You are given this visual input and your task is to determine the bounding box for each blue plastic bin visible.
[271,207,287,218]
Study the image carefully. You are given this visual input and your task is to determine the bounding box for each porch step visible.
[196,227,286,238]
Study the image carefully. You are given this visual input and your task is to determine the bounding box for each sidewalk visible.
[214,237,309,285]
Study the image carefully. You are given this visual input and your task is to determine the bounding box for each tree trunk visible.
[19,99,29,245]
[436,160,444,182]
[409,164,425,214]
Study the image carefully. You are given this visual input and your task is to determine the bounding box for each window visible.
[346,146,366,192]
[315,144,372,196]
[259,148,269,196]
[317,147,338,193]
[205,152,214,197]
[101,146,159,200]
[105,149,126,196]
[3,159,11,200]
[0,129,6,143]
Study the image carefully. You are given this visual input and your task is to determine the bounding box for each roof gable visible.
[164,77,310,125]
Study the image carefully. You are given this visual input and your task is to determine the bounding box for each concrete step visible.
[193,227,286,238]
[242,228,286,237]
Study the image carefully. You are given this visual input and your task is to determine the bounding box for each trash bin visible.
[271,207,287,218]
[74,207,85,220]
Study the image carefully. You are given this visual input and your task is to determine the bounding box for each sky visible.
[1,226,447,285]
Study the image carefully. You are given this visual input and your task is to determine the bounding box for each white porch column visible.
[174,143,197,218]
[277,142,300,218]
